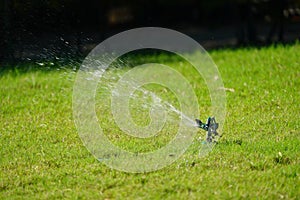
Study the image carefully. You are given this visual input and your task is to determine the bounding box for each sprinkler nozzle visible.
[195,117,219,143]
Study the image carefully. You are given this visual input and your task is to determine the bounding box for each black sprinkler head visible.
[195,117,219,143]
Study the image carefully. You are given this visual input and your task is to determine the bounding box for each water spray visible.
[195,117,219,143]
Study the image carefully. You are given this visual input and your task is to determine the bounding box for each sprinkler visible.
[195,117,219,143]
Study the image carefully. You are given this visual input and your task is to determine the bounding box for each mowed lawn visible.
[0,44,299,199]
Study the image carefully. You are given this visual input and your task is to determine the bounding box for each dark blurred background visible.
[1,0,300,63]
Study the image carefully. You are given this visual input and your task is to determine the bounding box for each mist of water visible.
[95,67,198,129]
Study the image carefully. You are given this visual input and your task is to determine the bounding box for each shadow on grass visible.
[0,57,83,77]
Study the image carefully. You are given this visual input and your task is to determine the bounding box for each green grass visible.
[1,44,300,199]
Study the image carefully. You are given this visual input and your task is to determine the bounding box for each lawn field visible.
[1,44,299,199]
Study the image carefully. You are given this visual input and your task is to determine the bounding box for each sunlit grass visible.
[0,44,299,199]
